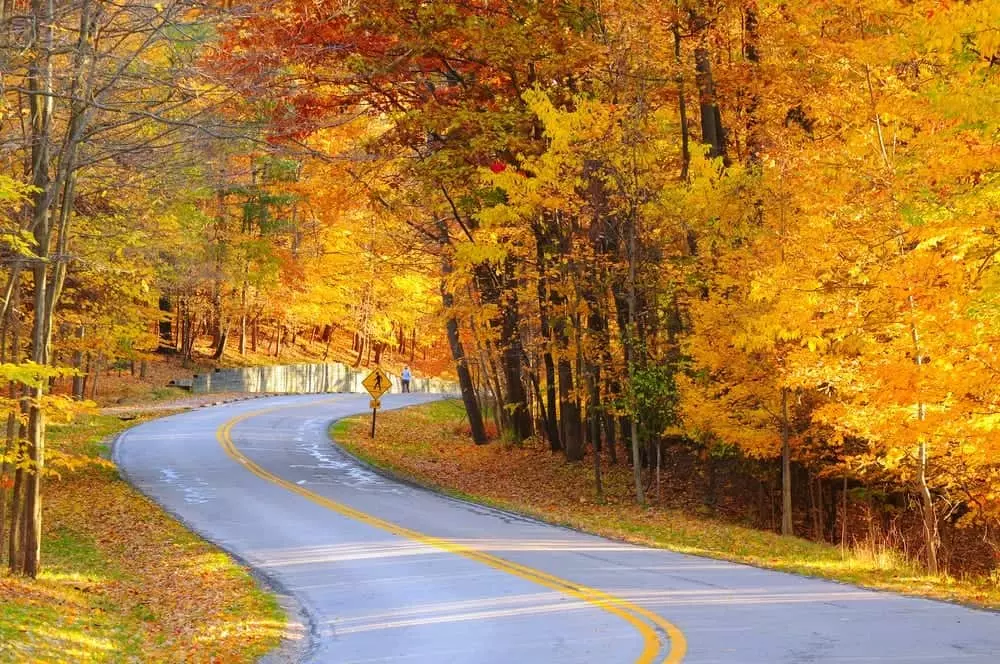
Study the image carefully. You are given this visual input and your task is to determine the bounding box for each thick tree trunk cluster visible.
[0,0,212,576]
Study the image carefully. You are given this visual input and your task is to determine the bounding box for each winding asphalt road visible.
[114,394,1000,663]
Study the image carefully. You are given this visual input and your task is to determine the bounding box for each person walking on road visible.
[401,366,412,393]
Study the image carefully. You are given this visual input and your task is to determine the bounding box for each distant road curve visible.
[115,394,1000,663]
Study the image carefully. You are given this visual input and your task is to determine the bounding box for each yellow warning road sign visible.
[363,367,391,400]
[369,398,381,410]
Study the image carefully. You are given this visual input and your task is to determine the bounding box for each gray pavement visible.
[114,394,1000,663]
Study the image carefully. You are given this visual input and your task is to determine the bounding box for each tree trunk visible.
[18,16,97,583]
[158,295,172,350]
[175,299,182,351]
[557,355,582,461]
[183,316,194,363]
[604,409,617,464]
[79,353,89,397]
[692,11,727,160]
[437,221,487,445]
[19,0,63,576]
[239,313,247,356]
[211,298,222,351]
[781,387,793,536]
[481,346,506,433]
[744,1,763,167]
[500,287,531,442]
[7,461,23,572]
[0,388,15,558]
[444,305,487,444]
[673,3,691,179]
[213,323,229,361]
[527,367,554,450]
[579,237,610,494]
[589,368,602,498]
[919,419,939,574]
[908,293,939,574]
[841,475,848,549]
[571,300,587,466]
[22,403,43,576]
[655,439,662,503]
[626,209,644,506]
[354,332,366,367]
[71,325,85,399]
[541,352,558,444]
[89,353,102,401]
[534,222,561,451]
[180,300,195,365]
[552,267,581,459]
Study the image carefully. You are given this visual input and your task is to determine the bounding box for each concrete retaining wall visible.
[190,362,457,396]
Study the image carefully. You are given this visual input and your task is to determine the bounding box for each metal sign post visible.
[369,398,380,437]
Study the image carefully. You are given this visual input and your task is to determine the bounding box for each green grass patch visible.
[422,399,467,423]
[148,386,189,402]
[48,413,132,461]
[45,528,116,580]
[330,419,352,439]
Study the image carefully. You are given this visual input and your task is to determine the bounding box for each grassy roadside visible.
[334,400,1000,610]
[0,412,285,663]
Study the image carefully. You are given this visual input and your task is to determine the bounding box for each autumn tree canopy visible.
[1,0,998,578]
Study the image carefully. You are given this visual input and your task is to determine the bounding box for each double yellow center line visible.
[217,403,687,663]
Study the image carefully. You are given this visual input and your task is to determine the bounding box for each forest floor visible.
[0,413,288,663]
[334,400,1000,611]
